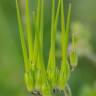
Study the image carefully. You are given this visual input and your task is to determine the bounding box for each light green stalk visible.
[40,0,44,49]
[70,29,78,69]
[47,0,61,88]
[34,0,41,89]
[31,1,50,93]
[25,0,33,62]
[16,0,34,92]
[33,0,41,65]
[15,0,28,73]
[32,1,41,90]
[34,1,49,95]
[59,1,72,89]
[47,0,55,88]
[52,0,61,87]
[25,0,36,91]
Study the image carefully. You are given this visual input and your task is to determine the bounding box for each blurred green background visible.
[0,0,96,96]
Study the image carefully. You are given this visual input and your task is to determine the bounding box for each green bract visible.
[15,0,78,95]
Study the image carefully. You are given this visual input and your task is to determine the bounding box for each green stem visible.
[47,0,61,88]
[15,0,29,72]
[25,0,33,62]
[47,0,55,86]
[61,0,72,75]
[40,0,44,49]
[59,0,72,89]
[34,0,48,94]
[16,0,34,92]
[33,0,41,64]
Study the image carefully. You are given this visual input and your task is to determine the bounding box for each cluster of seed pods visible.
[16,0,78,96]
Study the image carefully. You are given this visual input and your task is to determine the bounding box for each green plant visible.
[15,0,78,96]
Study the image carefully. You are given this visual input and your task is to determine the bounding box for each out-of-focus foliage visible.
[79,84,96,96]
[0,0,96,96]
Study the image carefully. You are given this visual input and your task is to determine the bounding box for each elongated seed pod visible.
[25,0,33,62]
[24,71,34,92]
[59,0,72,89]
[40,0,44,49]
[16,0,34,92]
[33,0,41,65]
[47,0,55,88]
[53,0,61,87]
[15,0,29,72]
[25,0,36,92]
[47,0,61,88]
[34,0,47,93]
[70,31,78,69]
